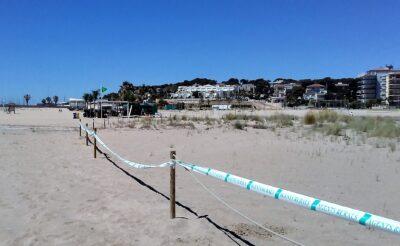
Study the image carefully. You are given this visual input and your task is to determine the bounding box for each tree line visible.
[94,77,359,103]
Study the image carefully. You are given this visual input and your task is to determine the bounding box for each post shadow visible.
[88,139,255,246]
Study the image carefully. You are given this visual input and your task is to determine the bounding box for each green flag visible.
[101,86,107,93]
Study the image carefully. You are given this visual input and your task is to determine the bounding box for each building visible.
[270,82,300,103]
[69,98,85,110]
[386,72,400,106]
[238,83,255,93]
[357,74,377,103]
[171,84,237,99]
[357,65,400,103]
[303,84,327,101]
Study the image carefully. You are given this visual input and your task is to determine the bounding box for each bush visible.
[369,118,400,138]
[140,117,152,129]
[267,114,295,127]
[304,112,316,125]
[223,114,263,122]
[223,113,237,121]
[318,110,339,123]
[234,121,245,130]
[324,123,343,136]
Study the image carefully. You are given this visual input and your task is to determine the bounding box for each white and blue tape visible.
[79,122,400,235]
[177,161,400,235]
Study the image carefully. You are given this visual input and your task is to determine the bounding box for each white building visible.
[303,84,327,101]
[271,82,300,103]
[69,98,85,109]
[172,84,237,99]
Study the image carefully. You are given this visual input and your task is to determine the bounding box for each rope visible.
[184,167,305,246]
[79,122,400,237]
[80,123,173,169]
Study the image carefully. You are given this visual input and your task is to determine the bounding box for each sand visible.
[1,107,400,245]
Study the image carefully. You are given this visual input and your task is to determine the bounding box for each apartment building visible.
[357,65,400,103]
[386,72,400,106]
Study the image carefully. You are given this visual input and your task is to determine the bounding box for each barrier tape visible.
[80,123,173,169]
[79,123,400,236]
[177,161,400,235]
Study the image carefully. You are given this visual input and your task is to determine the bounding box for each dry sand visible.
[1,108,400,245]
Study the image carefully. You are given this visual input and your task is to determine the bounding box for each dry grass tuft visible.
[303,112,317,125]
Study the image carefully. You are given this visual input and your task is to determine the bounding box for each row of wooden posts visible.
[78,119,176,219]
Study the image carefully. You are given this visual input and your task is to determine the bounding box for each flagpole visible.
[100,84,103,118]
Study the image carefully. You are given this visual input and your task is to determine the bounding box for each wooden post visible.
[85,123,89,146]
[93,128,97,158]
[170,151,176,219]
[79,119,82,137]
[92,119,95,130]
[104,118,106,129]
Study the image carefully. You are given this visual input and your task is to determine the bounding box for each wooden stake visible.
[92,119,95,130]
[170,150,176,219]
[85,123,89,146]
[93,128,97,158]
[104,118,106,129]
[79,119,82,137]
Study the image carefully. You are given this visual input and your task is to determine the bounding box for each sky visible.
[0,0,399,104]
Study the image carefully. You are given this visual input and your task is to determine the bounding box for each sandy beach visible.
[1,108,400,245]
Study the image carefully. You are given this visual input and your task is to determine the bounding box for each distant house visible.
[69,98,85,110]
[212,104,232,110]
[238,83,255,93]
[171,84,237,99]
[271,82,300,103]
[303,84,327,101]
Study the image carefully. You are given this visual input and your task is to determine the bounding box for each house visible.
[271,82,300,103]
[171,84,237,99]
[303,84,327,101]
[69,98,85,110]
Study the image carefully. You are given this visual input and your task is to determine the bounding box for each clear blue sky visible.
[1,0,399,103]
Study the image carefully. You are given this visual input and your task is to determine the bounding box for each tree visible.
[103,92,120,101]
[286,86,305,107]
[23,94,31,105]
[46,97,52,104]
[53,95,59,105]
[82,93,91,107]
[118,81,135,101]
[41,99,46,104]
[222,78,240,85]
[92,90,100,101]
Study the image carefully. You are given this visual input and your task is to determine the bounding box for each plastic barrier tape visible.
[177,161,400,235]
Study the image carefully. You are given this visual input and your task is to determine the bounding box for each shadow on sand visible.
[89,139,255,245]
